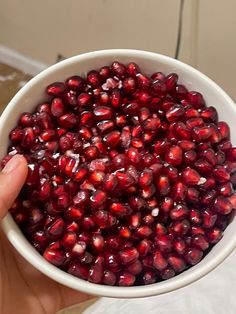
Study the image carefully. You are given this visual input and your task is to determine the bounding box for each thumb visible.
[0,154,28,220]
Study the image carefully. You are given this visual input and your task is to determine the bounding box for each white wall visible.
[0,0,236,99]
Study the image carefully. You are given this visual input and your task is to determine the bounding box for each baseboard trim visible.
[0,45,48,75]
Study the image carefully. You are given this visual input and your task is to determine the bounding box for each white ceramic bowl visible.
[1,49,236,298]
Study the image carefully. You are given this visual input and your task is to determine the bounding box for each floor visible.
[0,62,31,113]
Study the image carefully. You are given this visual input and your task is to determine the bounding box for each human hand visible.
[0,155,93,314]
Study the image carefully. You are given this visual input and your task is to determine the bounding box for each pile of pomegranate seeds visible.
[4,61,236,286]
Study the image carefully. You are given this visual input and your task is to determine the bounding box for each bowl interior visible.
[1,49,236,298]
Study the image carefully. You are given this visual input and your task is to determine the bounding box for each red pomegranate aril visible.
[66,221,79,233]
[83,146,99,161]
[202,209,217,228]
[187,188,200,204]
[173,238,186,255]
[43,248,66,266]
[45,218,65,239]
[155,175,170,196]
[103,270,116,286]
[218,182,234,197]
[192,125,212,142]
[136,73,150,90]
[217,121,230,139]
[138,169,153,187]
[206,227,223,244]
[93,106,112,121]
[151,79,167,97]
[58,113,77,128]
[62,232,77,249]
[118,272,135,286]
[46,82,66,96]
[182,167,203,186]
[136,239,151,257]
[166,104,185,122]
[165,145,183,166]
[178,140,196,151]
[165,73,178,91]
[80,111,94,127]
[65,206,84,221]
[77,93,91,107]
[127,62,140,76]
[171,219,190,236]
[170,203,188,221]
[171,181,187,202]
[200,106,217,122]
[155,235,173,253]
[140,184,156,199]
[213,165,230,182]
[187,91,205,109]
[118,247,139,265]
[91,234,105,252]
[90,190,107,208]
[194,159,213,175]
[189,209,202,226]
[185,247,203,265]
[66,75,85,91]
[68,261,89,280]
[160,267,175,280]
[192,234,209,251]
[213,196,233,215]
[74,165,89,183]
[175,122,191,140]
[111,61,126,78]
[168,254,186,273]
[135,225,152,238]
[153,250,168,270]
[103,131,120,148]
[40,129,57,142]
[143,117,161,132]
[87,70,101,87]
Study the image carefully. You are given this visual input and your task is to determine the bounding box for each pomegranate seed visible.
[213,165,230,182]
[192,235,209,251]
[187,91,205,109]
[202,209,217,228]
[200,106,217,122]
[170,203,188,220]
[185,247,203,265]
[68,261,89,280]
[218,182,234,197]
[83,146,99,160]
[151,79,167,97]
[127,62,140,76]
[206,227,223,244]
[46,82,66,96]
[182,167,203,185]
[166,104,185,122]
[171,181,187,202]
[136,73,150,90]
[153,250,168,270]
[103,270,116,286]
[58,113,77,128]
[214,196,233,215]
[217,121,230,139]
[103,131,120,148]
[161,267,175,280]
[43,248,66,266]
[168,254,186,272]
[173,238,186,255]
[165,145,183,166]
[155,175,170,196]
[192,125,212,141]
[118,272,135,286]
[118,247,139,265]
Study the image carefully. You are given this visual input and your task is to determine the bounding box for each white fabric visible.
[85,250,236,314]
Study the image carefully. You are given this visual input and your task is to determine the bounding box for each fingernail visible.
[2,155,24,174]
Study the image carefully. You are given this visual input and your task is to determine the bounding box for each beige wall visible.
[0,0,195,63]
[0,0,236,99]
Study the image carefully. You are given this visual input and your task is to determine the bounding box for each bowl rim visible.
[1,49,236,298]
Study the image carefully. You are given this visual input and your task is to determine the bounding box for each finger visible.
[0,154,28,219]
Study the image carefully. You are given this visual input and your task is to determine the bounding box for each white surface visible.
[86,249,236,314]
[1,49,236,298]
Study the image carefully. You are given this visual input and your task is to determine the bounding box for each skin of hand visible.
[0,155,94,314]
